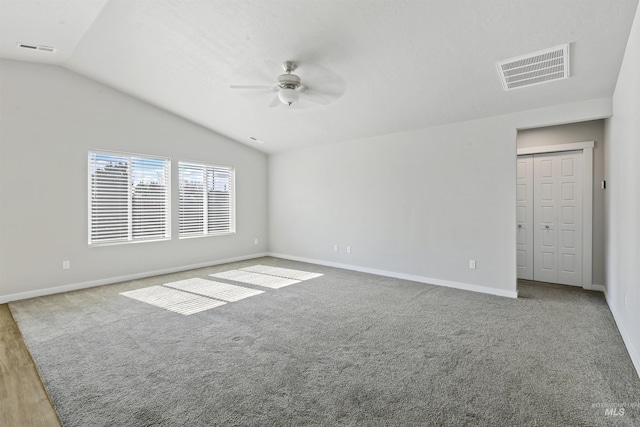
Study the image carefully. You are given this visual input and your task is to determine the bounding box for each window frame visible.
[88,149,171,247]
[178,160,236,239]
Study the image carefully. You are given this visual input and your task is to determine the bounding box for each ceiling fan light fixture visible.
[278,87,299,106]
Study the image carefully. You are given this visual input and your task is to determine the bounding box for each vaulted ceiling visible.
[1,0,638,153]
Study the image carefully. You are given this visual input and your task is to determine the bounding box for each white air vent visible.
[17,43,56,53]
[497,44,569,90]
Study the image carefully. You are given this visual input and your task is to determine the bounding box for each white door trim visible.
[517,141,594,155]
[517,141,594,290]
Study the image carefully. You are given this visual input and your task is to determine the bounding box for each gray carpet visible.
[9,257,640,426]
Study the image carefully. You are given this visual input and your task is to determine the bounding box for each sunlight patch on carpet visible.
[239,265,323,281]
[120,266,323,314]
[120,285,226,315]
[163,278,264,302]
[210,270,300,289]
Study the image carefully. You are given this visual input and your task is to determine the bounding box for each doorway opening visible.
[515,120,605,291]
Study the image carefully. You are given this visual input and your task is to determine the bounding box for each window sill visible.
[178,231,236,240]
[88,237,171,248]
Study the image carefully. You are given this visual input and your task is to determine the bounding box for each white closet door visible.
[533,151,583,286]
[516,155,533,280]
[557,152,583,285]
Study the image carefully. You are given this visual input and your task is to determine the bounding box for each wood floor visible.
[0,304,60,427]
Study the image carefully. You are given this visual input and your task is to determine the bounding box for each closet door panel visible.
[533,154,559,283]
[557,152,582,286]
[532,151,583,286]
[516,155,533,280]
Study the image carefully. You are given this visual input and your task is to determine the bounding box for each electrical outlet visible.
[347,245,351,253]
[62,260,70,270]
[624,294,628,306]
[254,238,259,245]
[469,260,476,269]
[333,244,338,252]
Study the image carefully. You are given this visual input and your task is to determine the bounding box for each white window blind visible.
[89,151,170,245]
[179,162,235,238]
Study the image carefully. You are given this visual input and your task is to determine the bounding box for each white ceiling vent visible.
[17,43,56,53]
[497,44,570,91]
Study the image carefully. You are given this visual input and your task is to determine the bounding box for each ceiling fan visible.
[230,60,344,108]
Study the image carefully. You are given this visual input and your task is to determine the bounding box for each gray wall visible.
[517,120,606,286]
[0,60,268,301]
[604,4,640,376]
[268,98,613,297]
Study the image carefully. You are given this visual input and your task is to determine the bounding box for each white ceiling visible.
[1,0,638,153]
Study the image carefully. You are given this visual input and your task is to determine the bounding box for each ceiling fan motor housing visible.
[278,73,301,90]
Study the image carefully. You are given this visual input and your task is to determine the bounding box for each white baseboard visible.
[268,252,518,299]
[602,288,640,379]
[0,252,268,304]
[591,284,606,292]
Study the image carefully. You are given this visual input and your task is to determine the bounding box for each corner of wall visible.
[602,288,640,379]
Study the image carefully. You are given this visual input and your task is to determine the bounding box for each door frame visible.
[517,141,594,290]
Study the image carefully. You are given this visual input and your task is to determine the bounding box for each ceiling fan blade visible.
[300,85,340,105]
[303,92,333,105]
[230,85,274,90]
[269,96,281,108]
[306,75,346,94]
